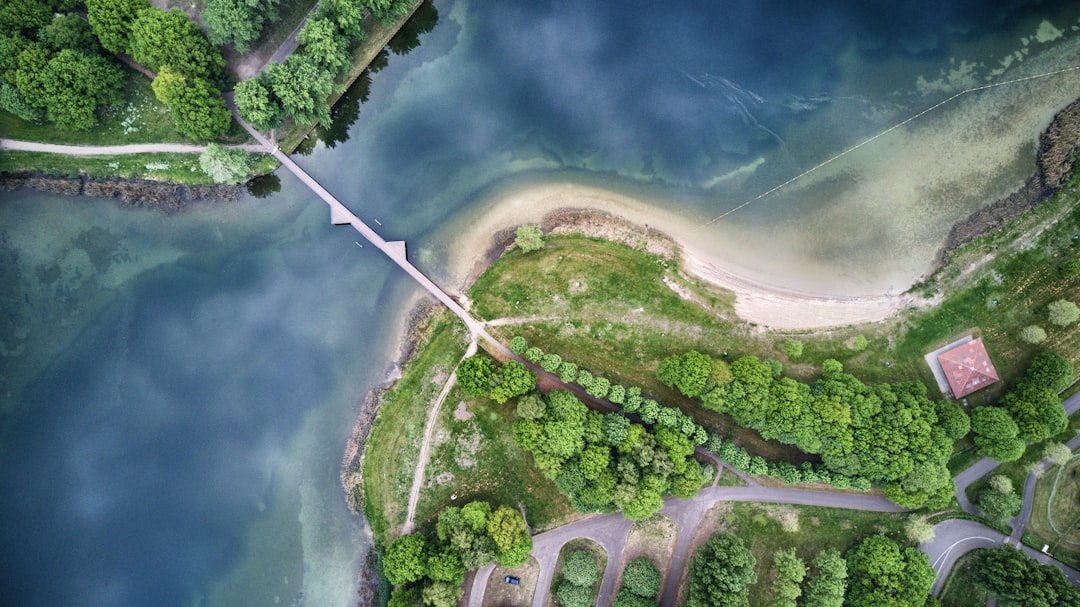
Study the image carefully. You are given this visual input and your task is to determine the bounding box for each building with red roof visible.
[936,337,1000,398]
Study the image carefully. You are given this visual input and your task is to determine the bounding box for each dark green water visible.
[2,1,1079,605]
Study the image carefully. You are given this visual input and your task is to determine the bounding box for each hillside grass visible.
[0,151,278,185]
[361,310,470,544]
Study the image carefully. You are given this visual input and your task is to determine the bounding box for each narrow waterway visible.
[2,1,1080,605]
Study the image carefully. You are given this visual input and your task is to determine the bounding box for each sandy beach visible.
[434,181,925,330]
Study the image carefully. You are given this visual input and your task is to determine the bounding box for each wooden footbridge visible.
[230,103,508,356]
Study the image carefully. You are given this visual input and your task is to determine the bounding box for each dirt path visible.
[0,139,265,156]
[401,339,477,534]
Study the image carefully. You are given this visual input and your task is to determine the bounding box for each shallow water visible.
[2,0,1080,605]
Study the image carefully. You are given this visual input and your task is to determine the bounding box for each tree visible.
[559,361,578,384]
[0,81,44,123]
[387,586,421,607]
[978,475,1022,522]
[935,401,970,440]
[1062,258,1080,278]
[40,14,102,54]
[621,558,661,599]
[498,360,536,400]
[152,68,231,140]
[685,533,757,607]
[86,0,149,54]
[509,336,528,355]
[1048,299,1080,327]
[658,350,712,397]
[804,549,847,607]
[515,225,544,252]
[202,0,278,53]
[486,505,529,559]
[562,550,598,587]
[383,533,426,586]
[320,0,368,41]
[1026,352,1075,393]
[970,406,1026,462]
[1020,324,1048,344]
[556,581,592,607]
[516,393,546,420]
[456,354,494,397]
[771,548,806,607]
[32,49,125,130]
[845,535,934,607]
[199,143,252,183]
[0,0,53,37]
[970,545,1080,606]
[426,550,464,585]
[904,516,936,544]
[612,589,656,607]
[234,76,284,131]
[541,353,562,372]
[265,55,335,125]
[524,346,543,363]
[851,334,869,351]
[1044,441,1072,467]
[784,339,803,359]
[362,0,415,22]
[129,8,225,79]
[298,16,351,76]
[421,580,463,607]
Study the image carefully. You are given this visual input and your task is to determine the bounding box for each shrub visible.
[784,339,803,358]
[556,580,591,607]
[1049,299,1080,326]
[541,353,563,372]
[621,558,661,598]
[851,334,869,351]
[562,550,598,587]
[509,336,528,355]
[1062,258,1080,277]
[514,225,544,252]
[1019,324,1045,343]
[524,346,544,363]
[559,361,579,384]
[904,516,936,544]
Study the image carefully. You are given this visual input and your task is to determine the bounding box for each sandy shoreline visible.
[437,181,926,330]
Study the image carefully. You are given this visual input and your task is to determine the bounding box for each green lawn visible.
[1025,453,1080,569]
[937,553,991,607]
[360,310,470,544]
[0,151,278,186]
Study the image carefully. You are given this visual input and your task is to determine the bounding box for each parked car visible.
[503,576,520,585]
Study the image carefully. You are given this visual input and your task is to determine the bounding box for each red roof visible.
[937,337,1000,398]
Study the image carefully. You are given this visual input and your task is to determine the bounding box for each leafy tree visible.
[612,589,656,607]
[421,580,463,607]
[509,336,528,355]
[362,0,416,23]
[319,0,368,41]
[1062,258,1080,278]
[772,548,806,607]
[298,16,351,76]
[621,557,661,599]
[233,76,284,132]
[1026,352,1075,393]
[516,393,546,420]
[31,49,125,130]
[498,360,536,401]
[970,545,1080,606]
[1020,324,1048,344]
[603,413,631,446]
[556,581,592,607]
[487,505,529,561]
[804,549,847,607]
[426,550,464,584]
[40,14,102,54]
[265,54,336,125]
[86,0,149,54]
[201,0,278,53]
[383,533,426,586]
[562,550,598,587]
[199,143,252,183]
[0,81,44,123]
[845,535,934,607]
[658,350,712,397]
[0,0,53,37]
[608,384,626,405]
[851,334,869,351]
[904,516,936,544]
[152,67,231,140]
[456,355,494,397]
[1048,299,1080,327]
[935,401,970,440]
[514,225,544,252]
[971,406,1025,462]
[978,475,1022,522]
[588,376,611,399]
[130,8,225,79]
[524,346,543,363]
[1043,441,1072,467]
[387,586,421,607]
[685,533,756,607]
[558,361,578,384]
[541,353,562,372]
[784,339,803,359]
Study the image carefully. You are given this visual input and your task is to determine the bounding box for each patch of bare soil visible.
[613,515,678,592]
[485,556,541,607]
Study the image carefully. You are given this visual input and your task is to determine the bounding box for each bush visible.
[559,361,578,384]
[851,334,869,351]
[904,516,936,544]
[509,336,528,355]
[1062,258,1080,277]
[514,225,544,252]
[1048,299,1080,327]
[555,580,591,607]
[541,353,563,372]
[524,346,544,363]
[1019,325,1047,344]
[784,339,803,358]
[562,550,598,587]
[621,558,661,598]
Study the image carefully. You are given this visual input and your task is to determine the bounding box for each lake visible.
[1,0,1079,605]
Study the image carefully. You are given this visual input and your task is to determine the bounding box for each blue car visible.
[504,576,521,585]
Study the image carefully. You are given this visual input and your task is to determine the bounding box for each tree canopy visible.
[201,0,278,53]
[685,533,757,607]
[844,535,934,607]
[970,545,1080,606]
[970,406,1025,462]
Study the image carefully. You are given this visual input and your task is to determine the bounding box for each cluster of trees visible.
[1020,299,1080,344]
[704,432,872,491]
[672,351,964,507]
[512,338,709,445]
[685,532,757,607]
[234,0,415,130]
[803,549,847,607]
[384,500,532,607]
[612,557,662,607]
[84,0,231,139]
[202,0,279,53]
[977,474,1022,523]
[771,548,807,607]
[555,550,599,607]
[1,1,126,130]
[512,389,708,520]
[456,354,536,404]
[969,545,1080,606]
[844,535,935,607]
[971,352,1073,462]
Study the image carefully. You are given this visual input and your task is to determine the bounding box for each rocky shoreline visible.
[939,98,1080,261]
[0,172,243,212]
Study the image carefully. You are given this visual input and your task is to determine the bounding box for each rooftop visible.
[936,337,1000,398]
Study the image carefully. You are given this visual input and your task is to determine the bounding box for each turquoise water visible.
[2,1,1080,605]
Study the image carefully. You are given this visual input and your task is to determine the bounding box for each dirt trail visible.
[0,139,264,156]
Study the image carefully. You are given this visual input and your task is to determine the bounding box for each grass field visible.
[937,553,991,607]
[1027,453,1080,569]
[0,151,278,186]
[360,310,470,544]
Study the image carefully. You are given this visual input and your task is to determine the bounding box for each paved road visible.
[0,139,264,156]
